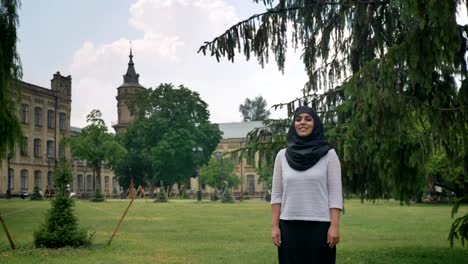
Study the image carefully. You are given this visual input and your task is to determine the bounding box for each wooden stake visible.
[107,186,142,246]
[0,214,15,250]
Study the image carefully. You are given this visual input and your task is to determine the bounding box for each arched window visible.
[47,140,54,158]
[34,170,42,189]
[104,176,110,193]
[8,169,14,190]
[47,110,55,128]
[247,174,256,195]
[86,175,92,192]
[21,104,29,123]
[47,171,53,188]
[34,107,42,127]
[77,174,83,193]
[20,170,29,192]
[34,138,41,158]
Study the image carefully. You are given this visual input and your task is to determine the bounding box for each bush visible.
[154,183,168,202]
[90,187,105,202]
[34,195,94,248]
[221,189,233,203]
[30,186,43,201]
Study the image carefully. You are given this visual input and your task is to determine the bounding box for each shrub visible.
[90,186,105,202]
[34,162,94,248]
[154,182,168,202]
[30,186,43,201]
[221,188,233,203]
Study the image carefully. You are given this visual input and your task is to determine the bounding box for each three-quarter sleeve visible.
[270,150,284,205]
[327,149,343,209]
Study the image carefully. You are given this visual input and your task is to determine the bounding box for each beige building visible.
[190,121,269,198]
[0,72,72,196]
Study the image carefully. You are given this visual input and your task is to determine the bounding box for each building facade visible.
[0,72,72,196]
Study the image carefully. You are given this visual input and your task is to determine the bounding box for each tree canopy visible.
[68,110,125,191]
[239,96,271,121]
[0,0,22,159]
[200,0,468,245]
[200,156,240,191]
[116,83,222,189]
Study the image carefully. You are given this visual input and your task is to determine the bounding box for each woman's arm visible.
[327,208,340,247]
[271,204,281,247]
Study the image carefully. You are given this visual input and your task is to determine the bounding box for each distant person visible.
[271,106,343,264]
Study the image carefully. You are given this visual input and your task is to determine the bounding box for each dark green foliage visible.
[154,182,168,203]
[34,164,93,248]
[0,0,22,159]
[239,96,271,121]
[221,188,234,203]
[30,186,43,201]
[116,83,222,189]
[90,187,105,202]
[200,0,468,245]
[449,195,468,246]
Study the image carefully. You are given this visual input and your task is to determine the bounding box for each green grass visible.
[0,198,467,264]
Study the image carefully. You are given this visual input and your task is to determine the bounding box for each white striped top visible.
[270,148,343,222]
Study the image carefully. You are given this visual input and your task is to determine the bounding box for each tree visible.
[116,83,222,190]
[34,162,93,248]
[68,110,125,195]
[199,0,468,245]
[0,0,22,159]
[200,157,240,191]
[239,96,271,121]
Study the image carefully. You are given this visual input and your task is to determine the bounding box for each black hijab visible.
[285,106,332,171]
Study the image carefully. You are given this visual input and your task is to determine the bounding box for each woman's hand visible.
[327,224,339,248]
[272,225,281,247]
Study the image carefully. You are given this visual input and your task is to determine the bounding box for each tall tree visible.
[239,96,271,121]
[199,0,468,245]
[68,110,125,192]
[0,0,22,159]
[116,83,222,189]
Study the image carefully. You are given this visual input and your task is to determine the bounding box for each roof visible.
[217,121,264,139]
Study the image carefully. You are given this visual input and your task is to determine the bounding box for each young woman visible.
[271,106,343,264]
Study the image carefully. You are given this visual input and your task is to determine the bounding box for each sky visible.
[17,0,308,129]
[17,1,468,130]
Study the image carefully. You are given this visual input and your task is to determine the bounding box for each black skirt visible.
[278,220,336,264]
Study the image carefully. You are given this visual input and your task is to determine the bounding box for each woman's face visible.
[294,112,314,137]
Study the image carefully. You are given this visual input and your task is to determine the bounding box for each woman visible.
[271,106,343,264]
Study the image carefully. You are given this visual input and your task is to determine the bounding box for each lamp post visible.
[193,146,203,202]
[6,153,12,199]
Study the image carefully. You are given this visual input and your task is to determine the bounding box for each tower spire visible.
[123,43,139,85]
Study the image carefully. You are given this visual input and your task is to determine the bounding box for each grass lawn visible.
[0,198,467,264]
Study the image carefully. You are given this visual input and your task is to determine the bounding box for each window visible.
[86,175,92,192]
[34,138,41,158]
[104,176,110,192]
[34,107,42,127]
[20,136,28,157]
[8,169,14,190]
[21,170,29,191]
[21,104,29,123]
[113,177,118,190]
[34,170,41,188]
[47,110,55,129]
[59,143,65,159]
[59,112,66,130]
[47,171,53,188]
[77,174,83,192]
[47,140,54,158]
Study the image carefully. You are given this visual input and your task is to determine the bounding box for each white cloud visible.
[69,0,307,129]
